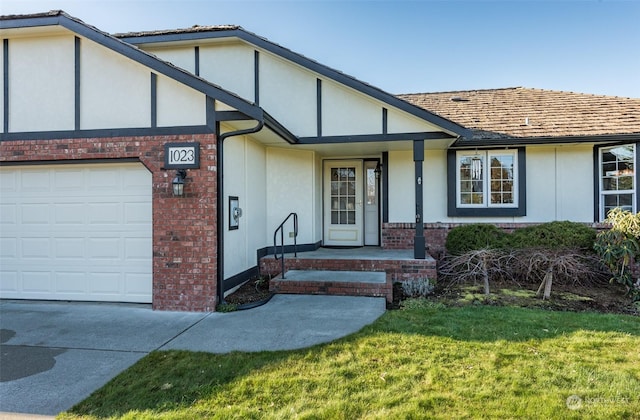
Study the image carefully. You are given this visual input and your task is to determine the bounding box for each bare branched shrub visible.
[438,249,514,295]
[438,248,609,299]
[511,249,608,286]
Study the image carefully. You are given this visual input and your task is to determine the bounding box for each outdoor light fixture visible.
[374,161,383,179]
[172,169,187,197]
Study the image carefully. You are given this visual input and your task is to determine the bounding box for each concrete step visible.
[270,269,391,302]
[277,270,386,283]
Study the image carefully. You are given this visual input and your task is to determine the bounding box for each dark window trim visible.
[593,142,640,222]
[447,147,526,217]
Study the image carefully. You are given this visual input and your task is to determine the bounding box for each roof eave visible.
[451,133,640,148]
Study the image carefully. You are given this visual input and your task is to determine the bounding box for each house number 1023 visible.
[164,142,200,169]
[168,147,195,164]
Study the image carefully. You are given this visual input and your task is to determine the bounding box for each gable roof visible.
[0,11,263,122]
[116,26,472,140]
[399,87,640,146]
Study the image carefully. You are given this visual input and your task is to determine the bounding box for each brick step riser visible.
[270,280,392,302]
[260,258,436,283]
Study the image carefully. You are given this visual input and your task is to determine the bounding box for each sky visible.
[2,0,640,98]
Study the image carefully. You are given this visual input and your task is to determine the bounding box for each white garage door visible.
[0,162,152,303]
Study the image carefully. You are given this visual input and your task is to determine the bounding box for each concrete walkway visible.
[0,295,385,417]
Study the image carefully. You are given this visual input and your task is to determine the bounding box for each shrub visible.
[506,221,596,250]
[594,209,640,301]
[445,221,597,255]
[401,278,435,298]
[445,224,507,255]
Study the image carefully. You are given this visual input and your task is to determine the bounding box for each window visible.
[330,167,356,225]
[599,144,636,220]
[447,148,526,217]
[457,150,517,207]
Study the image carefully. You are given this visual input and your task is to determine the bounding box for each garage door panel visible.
[88,203,121,224]
[20,170,51,191]
[0,171,18,192]
[55,238,85,258]
[21,204,50,224]
[55,203,86,223]
[0,204,17,224]
[55,272,87,293]
[22,271,52,292]
[0,271,18,292]
[88,238,121,259]
[125,238,151,259]
[89,272,121,294]
[124,202,152,224]
[1,238,17,258]
[0,163,152,303]
[55,170,84,189]
[21,238,51,258]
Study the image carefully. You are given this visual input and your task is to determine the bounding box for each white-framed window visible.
[456,150,518,208]
[599,144,636,220]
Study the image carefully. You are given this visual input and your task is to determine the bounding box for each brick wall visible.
[383,222,610,259]
[1,134,218,311]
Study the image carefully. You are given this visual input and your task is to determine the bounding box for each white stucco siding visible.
[386,107,442,134]
[388,151,416,222]
[144,46,196,74]
[224,135,268,278]
[527,146,593,222]
[199,43,254,101]
[156,74,206,127]
[525,147,557,222]
[80,38,150,129]
[391,146,595,224]
[424,150,448,222]
[266,148,317,245]
[322,81,382,136]
[556,146,593,221]
[245,139,268,259]
[260,54,317,137]
[8,36,75,132]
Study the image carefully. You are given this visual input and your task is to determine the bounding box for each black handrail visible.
[273,212,298,279]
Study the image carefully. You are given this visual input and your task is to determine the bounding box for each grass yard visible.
[61,302,640,419]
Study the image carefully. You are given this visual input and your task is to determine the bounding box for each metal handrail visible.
[273,212,298,279]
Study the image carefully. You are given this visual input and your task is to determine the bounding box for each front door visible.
[323,160,363,246]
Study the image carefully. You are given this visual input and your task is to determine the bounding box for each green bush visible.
[445,221,596,255]
[445,224,507,255]
[506,221,596,250]
[594,208,640,301]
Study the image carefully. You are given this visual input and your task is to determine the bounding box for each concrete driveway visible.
[0,295,385,416]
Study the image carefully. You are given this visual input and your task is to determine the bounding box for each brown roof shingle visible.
[398,87,640,142]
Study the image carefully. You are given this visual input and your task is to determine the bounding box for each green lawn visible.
[62,302,640,419]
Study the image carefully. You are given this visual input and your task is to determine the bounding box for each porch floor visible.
[272,247,434,262]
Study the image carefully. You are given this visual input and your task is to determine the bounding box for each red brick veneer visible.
[1,134,218,311]
[383,222,610,259]
[261,255,437,302]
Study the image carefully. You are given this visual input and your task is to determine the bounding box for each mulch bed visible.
[226,275,638,316]
[224,277,272,306]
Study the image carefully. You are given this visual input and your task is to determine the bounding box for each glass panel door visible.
[324,160,363,246]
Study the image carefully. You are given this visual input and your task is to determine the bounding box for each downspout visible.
[216,119,265,306]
